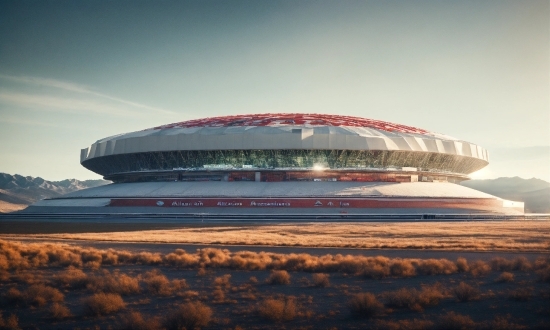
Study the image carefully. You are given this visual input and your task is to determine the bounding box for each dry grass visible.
[15,221,550,251]
[389,259,416,277]
[23,284,64,307]
[495,272,515,283]
[416,259,457,275]
[456,257,469,272]
[87,270,140,295]
[212,274,233,303]
[54,267,88,289]
[453,282,480,302]
[163,301,212,330]
[436,311,476,330]
[257,296,297,322]
[266,270,291,285]
[311,273,330,287]
[119,311,161,330]
[142,270,187,296]
[490,257,532,272]
[468,260,491,277]
[82,293,125,316]
[348,292,384,318]
[382,284,445,311]
[213,274,231,289]
[49,302,72,320]
[1,239,547,283]
[0,312,20,330]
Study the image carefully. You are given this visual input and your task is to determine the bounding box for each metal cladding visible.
[80,113,489,179]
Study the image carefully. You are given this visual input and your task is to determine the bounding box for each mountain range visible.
[0,172,548,213]
[0,173,109,212]
[460,176,550,213]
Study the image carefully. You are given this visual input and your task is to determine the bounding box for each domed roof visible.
[81,113,488,178]
[150,113,430,135]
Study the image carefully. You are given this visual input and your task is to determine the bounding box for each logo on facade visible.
[314,200,323,206]
[156,201,164,206]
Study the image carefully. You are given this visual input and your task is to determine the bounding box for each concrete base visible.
[20,181,524,216]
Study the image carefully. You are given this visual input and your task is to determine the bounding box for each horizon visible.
[1,1,548,181]
[2,170,549,185]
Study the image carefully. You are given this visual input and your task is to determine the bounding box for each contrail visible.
[0,74,175,115]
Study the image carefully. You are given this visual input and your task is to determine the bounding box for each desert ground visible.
[0,220,549,329]
[2,220,549,251]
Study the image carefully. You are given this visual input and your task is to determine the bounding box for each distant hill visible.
[461,177,550,213]
[0,173,110,213]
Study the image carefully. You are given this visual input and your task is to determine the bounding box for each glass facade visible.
[82,149,487,181]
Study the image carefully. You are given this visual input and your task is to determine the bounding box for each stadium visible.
[29,113,524,218]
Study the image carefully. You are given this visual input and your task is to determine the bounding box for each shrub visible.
[82,293,125,316]
[348,293,384,318]
[383,284,444,312]
[49,303,71,320]
[491,257,532,272]
[416,259,457,275]
[436,311,475,330]
[142,270,187,296]
[0,312,20,330]
[312,273,330,287]
[135,252,162,265]
[212,288,226,303]
[101,250,119,265]
[495,272,514,283]
[361,264,390,279]
[266,270,291,285]
[469,260,491,277]
[257,297,297,322]
[453,282,479,302]
[512,257,532,271]
[54,267,89,289]
[456,257,469,272]
[86,270,140,295]
[12,272,39,285]
[120,311,161,330]
[389,259,416,277]
[163,301,212,330]
[24,284,64,307]
[213,274,231,289]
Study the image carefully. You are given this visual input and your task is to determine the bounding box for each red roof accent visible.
[151,113,429,134]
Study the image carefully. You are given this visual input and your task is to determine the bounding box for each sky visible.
[0,0,548,182]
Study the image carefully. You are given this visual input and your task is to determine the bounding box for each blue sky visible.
[0,0,548,181]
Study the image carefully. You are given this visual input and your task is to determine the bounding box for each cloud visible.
[0,74,175,115]
[0,91,140,117]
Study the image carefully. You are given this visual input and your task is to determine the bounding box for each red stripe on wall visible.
[108,197,502,211]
